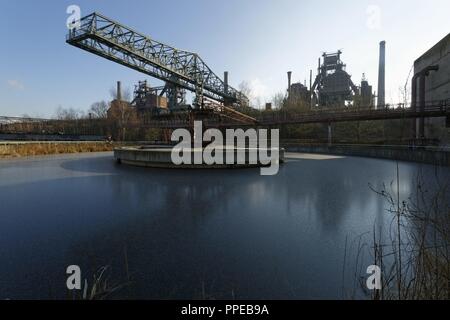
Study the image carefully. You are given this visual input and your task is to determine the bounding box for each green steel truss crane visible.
[66,12,248,107]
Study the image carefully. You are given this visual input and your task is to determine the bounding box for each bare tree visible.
[122,87,132,102]
[238,81,253,101]
[271,91,286,110]
[89,101,109,119]
[55,105,85,120]
[254,97,262,109]
[109,87,118,101]
[109,85,132,102]
[239,81,266,108]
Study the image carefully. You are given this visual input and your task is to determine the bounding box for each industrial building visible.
[359,74,374,107]
[27,11,445,145]
[413,33,450,140]
[286,71,311,107]
[131,80,169,114]
[311,51,359,107]
[285,50,374,110]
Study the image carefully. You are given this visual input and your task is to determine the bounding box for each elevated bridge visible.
[2,100,449,132]
[139,100,450,129]
[259,100,450,126]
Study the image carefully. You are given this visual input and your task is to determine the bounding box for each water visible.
[0,152,448,299]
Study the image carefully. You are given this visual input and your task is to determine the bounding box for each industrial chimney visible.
[117,81,122,101]
[287,71,292,99]
[224,71,229,94]
[377,41,386,109]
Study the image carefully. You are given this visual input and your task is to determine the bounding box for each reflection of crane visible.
[66,12,248,108]
[312,51,358,107]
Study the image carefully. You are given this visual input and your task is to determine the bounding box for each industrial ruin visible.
[66,13,249,119]
[312,51,360,107]
[287,50,375,109]
[0,13,449,146]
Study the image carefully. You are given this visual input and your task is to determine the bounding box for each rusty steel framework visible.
[66,12,248,107]
[312,51,359,107]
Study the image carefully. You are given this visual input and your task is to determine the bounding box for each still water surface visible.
[0,152,448,299]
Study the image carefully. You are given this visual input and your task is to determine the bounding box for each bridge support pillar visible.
[411,65,439,140]
[327,123,332,146]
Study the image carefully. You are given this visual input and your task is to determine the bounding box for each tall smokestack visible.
[224,71,229,94]
[117,81,122,101]
[377,41,386,109]
[287,71,292,99]
[309,69,313,108]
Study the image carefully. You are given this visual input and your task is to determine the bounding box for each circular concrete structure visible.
[114,145,285,169]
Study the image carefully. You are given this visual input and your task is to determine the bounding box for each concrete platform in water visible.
[114,145,285,169]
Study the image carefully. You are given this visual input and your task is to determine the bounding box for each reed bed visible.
[0,142,115,158]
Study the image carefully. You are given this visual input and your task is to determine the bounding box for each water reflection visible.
[0,153,449,299]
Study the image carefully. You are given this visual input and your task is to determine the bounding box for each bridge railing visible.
[256,99,450,124]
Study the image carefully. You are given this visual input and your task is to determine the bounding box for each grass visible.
[345,164,450,300]
[0,142,115,158]
[68,265,132,300]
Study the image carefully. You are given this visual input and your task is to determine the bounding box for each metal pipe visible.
[377,41,386,109]
[419,75,426,139]
[417,65,439,139]
[287,71,292,99]
[117,81,122,101]
[411,73,419,138]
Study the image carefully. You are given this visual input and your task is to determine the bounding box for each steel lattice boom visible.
[66,12,248,106]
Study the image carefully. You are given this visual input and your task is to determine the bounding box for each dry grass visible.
[0,142,115,158]
[371,167,450,300]
[345,165,450,300]
[67,266,131,300]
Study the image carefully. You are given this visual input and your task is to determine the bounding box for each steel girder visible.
[66,12,248,106]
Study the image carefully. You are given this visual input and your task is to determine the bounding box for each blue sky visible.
[1,0,449,117]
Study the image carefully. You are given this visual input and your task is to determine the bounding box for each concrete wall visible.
[415,33,450,101]
[0,133,106,141]
[414,33,450,141]
[284,144,450,167]
[114,146,285,168]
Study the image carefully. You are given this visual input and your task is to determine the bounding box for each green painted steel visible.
[66,12,248,106]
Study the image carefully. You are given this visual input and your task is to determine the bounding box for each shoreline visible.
[0,141,116,159]
[283,143,450,167]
